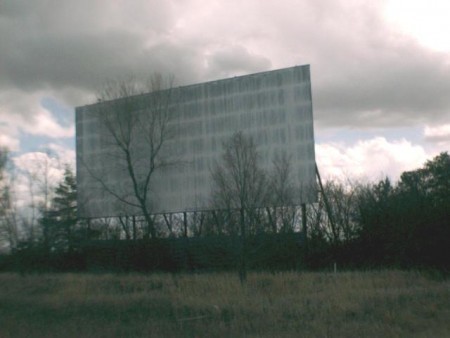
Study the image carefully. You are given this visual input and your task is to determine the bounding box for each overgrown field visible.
[0,270,449,337]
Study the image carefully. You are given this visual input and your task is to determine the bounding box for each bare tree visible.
[267,152,299,233]
[211,131,268,282]
[308,178,360,245]
[187,211,206,237]
[0,149,9,223]
[212,132,268,212]
[0,148,19,251]
[84,74,176,239]
[16,150,61,245]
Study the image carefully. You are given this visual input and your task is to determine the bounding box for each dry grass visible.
[0,270,449,337]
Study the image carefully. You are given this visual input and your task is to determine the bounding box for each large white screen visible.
[76,65,317,218]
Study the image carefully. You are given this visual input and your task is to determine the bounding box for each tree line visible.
[1,145,448,273]
[308,152,449,270]
[1,75,448,273]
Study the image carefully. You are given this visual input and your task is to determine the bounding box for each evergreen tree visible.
[40,166,78,252]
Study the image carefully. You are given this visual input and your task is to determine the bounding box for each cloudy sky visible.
[1,0,449,186]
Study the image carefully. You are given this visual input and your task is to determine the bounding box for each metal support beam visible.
[301,203,307,254]
[315,163,336,235]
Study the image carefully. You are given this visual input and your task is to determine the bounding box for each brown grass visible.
[0,270,449,337]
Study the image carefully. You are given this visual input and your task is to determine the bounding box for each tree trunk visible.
[239,207,247,284]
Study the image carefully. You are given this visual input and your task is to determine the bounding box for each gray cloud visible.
[205,45,271,79]
[0,0,449,131]
[312,32,450,128]
[315,55,450,127]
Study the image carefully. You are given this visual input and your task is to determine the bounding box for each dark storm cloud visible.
[0,0,449,129]
[1,30,206,92]
[0,0,198,95]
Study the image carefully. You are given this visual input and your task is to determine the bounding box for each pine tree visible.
[40,166,78,252]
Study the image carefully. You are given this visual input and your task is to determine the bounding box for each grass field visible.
[0,270,449,337]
